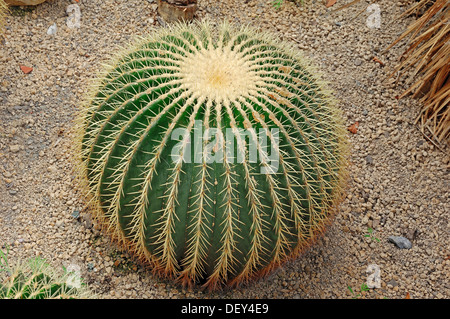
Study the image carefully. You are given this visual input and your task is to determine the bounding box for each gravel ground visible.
[0,0,448,299]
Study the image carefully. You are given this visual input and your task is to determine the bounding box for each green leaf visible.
[273,0,283,9]
[361,283,369,292]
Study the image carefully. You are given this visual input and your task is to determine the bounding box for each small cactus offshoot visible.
[0,249,94,299]
[76,22,348,290]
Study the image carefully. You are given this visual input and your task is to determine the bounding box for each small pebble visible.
[47,23,57,35]
[388,236,412,249]
[72,210,80,219]
[365,155,374,165]
[10,145,20,153]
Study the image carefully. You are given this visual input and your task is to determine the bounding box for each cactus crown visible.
[76,21,348,290]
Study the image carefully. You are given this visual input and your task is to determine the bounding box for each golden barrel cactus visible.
[76,22,348,290]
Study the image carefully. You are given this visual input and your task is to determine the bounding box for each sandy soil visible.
[0,0,448,299]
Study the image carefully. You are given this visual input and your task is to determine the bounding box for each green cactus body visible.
[0,257,94,299]
[77,22,348,290]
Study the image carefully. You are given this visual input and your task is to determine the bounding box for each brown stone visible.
[157,0,197,23]
[4,0,48,5]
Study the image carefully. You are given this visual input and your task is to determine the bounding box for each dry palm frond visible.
[386,0,449,145]
[331,0,380,21]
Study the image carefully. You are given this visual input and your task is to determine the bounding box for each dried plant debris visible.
[387,0,449,146]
